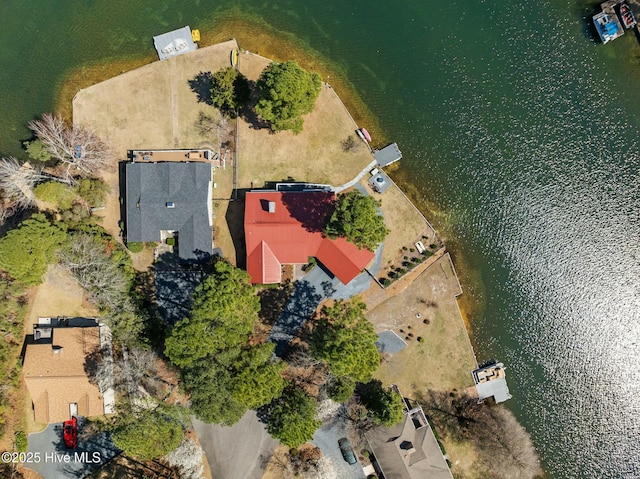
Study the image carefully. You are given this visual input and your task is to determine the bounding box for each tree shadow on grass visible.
[188,71,213,105]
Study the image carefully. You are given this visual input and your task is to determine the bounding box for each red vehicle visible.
[63,416,78,449]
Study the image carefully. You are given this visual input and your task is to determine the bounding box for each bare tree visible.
[29,113,113,179]
[165,438,206,479]
[59,233,129,310]
[417,390,542,479]
[0,157,47,209]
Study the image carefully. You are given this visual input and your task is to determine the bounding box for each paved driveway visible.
[312,410,366,479]
[270,244,383,356]
[193,410,277,479]
[26,419,119,479]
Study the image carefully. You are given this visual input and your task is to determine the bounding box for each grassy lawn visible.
[365,253,479,478]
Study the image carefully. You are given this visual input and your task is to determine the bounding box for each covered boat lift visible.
[153,26,198,61]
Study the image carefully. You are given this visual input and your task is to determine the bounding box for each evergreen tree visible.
[324,190,388,251]
[0,213,67,285]
[264,387,321,448]
[255,61,322,134]
[311,298,380,384]
[210,67,250,116]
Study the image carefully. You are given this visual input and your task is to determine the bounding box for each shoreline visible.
[68,31,540,478]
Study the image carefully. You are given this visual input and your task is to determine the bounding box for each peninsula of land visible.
[0,35,542,479]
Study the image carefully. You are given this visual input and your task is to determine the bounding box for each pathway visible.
[269,244,383,357]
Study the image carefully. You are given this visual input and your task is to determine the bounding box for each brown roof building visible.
[24,325,104,424]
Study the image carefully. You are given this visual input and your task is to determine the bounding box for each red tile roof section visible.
[244,191,375,285]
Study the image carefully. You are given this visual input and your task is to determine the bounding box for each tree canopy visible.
[356,380,405,427]
[165,262,285,425]
[23,139,53,164]
[0,213,67,285]
[34,181,76,210]
[255,61,322,134]
[110,404,184,461]
[210,67,250,116]
[311,298,380,384]
[264,386,321,448]
[165,261,260,369]
[324,190,388,251]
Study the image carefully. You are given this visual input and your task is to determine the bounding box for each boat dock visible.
[593,0,640,43]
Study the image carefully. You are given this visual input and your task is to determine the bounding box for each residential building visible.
[124,161,213,261]
[244,190,375,284]
[23,319,106,424]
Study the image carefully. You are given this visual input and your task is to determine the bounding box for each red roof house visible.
[244,191,375,284]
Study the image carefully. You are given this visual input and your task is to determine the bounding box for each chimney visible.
[268,201,276,213]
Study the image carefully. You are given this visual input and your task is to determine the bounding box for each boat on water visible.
[360,128,372,143]
[230,49,238,68]
[593,12,622,44]
[619,3,637,29]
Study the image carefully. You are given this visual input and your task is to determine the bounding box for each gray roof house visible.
[125,162,213,261]
[366,391,454,479]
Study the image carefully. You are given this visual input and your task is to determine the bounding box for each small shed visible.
[153,26,198,61]
[374,143,403,167]
[369,170,392,194]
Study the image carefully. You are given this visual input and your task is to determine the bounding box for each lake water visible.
[1,0,640,477]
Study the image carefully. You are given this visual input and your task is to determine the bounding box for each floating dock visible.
[593,0,635,43]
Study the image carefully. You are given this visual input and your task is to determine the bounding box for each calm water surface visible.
[1,0,640,477]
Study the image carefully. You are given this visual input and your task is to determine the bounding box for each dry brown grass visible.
[358,176,439,270]
[368,253,477,394]
[365,253,480,478]
[73,41,375,261]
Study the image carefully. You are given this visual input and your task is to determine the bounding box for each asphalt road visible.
[193,410,278,479]
[26,419,119,479]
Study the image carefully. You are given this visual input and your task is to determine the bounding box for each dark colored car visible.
[338,437,357,465]
[63,416,78,449]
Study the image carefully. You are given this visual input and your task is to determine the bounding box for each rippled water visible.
[1,0,640,477]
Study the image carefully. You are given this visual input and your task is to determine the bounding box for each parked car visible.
[63,416,78,449]
[338,437,357,465]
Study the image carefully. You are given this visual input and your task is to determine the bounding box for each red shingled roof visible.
[244,191,375,284]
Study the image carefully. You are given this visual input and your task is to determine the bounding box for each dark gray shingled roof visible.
[125,162,213,261]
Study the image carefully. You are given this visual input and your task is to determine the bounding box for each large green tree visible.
[165,262,285,425]
[255,61,322,134]
[311,298,380,384]
[356,380,405,427]
[0,213,67,284]
[264,387,321,448]
[210,67,250,116]
[324,190,388,251]
[110,404,184,461]
[165,261,259,368]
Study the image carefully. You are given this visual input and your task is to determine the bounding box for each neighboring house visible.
[244,190,375,284]
[23,318,106,424]
[124,161,213,261]
[472,360,512,404]
[366,393,454,479]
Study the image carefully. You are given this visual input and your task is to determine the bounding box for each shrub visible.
[166,238,176,246]
[127,242,144,253]
[14,431,27,452]
[417,336,424,343]
[380,278,390,286]
[429,243,438,250]
[409,248,415,253]
[34,181,75,210]
[74,178,108,207]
